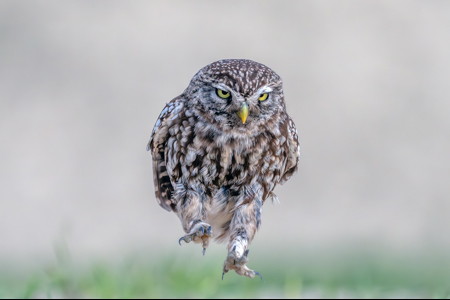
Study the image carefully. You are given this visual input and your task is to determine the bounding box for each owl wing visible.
[147,96,185,212]
[280,116,301,184]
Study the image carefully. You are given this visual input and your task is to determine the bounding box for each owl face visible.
[184,59,286,137]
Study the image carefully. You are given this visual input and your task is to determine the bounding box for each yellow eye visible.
[216,89,231,99]
[259,93,269,101]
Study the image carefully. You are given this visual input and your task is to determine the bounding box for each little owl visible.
[147,59,300,279]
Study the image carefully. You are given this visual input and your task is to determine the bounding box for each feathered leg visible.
[222,199,263,279]
[176,186,213,255]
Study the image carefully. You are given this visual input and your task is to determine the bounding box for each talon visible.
[207,226,212,236]
[222,272,225,280]
[178,237,185,246]
[254,271,263,280]
[200,227,205,235]
[203,248,206,256]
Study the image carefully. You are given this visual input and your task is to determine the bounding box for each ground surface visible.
[1,250,449,299]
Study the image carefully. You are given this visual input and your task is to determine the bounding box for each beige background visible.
[1,0,449,264]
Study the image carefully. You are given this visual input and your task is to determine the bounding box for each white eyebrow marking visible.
[256,86,273,95]
[212,83,232,92]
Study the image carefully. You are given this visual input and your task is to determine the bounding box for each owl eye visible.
[216,89,231,99]
[259,93,269,101]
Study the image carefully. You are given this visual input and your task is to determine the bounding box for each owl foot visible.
[222,248,262,280]
[178,223,213,255]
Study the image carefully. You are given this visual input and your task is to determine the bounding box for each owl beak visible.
[237,102,249,124]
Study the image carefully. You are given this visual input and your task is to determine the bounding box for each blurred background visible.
[1,0,450,298]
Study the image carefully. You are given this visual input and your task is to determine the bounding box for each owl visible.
[147,59,300,279]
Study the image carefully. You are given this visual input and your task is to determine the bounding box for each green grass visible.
[1,249,450,298]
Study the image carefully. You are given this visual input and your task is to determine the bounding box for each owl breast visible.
[164,109,289,204]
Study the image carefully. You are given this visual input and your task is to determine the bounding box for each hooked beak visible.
[237,102,249,124]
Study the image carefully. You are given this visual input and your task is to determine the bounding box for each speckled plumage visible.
[147,59,300,279]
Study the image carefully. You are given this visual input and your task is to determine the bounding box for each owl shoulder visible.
[147,96,186,156]
[280,115,300,184]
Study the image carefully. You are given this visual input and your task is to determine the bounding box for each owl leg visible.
[178,221,213,256]
[177,189,213,255]
[222,200,262,280]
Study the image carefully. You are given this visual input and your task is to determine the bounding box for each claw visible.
[254,271,263,280]
[178,224,212,256]
[244,250,250,257]
[222,272,225,280]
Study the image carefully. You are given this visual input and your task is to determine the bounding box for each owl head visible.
[183,59,286,138]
